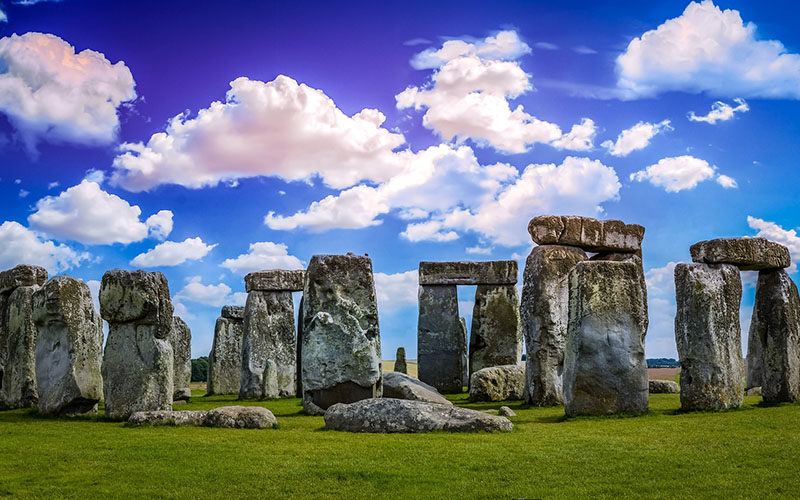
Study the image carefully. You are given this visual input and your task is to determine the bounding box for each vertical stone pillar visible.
[417,285,464,393]
[207,306,244,396]
[394,347,407,374]
[469,284,522,380]
[296,296,304,398]
[460,317,469,387]
[171,316,192,401]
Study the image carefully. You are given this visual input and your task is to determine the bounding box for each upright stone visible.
[469,285,522,380]
[171,316,192,401]
[417,285,464,393]
[674,263,745,411]
[1,286,40,409]
[460,317,469,387]
[521,245,587,406]
[100,269,174,421]
[301,254,382,415]
[564,261,649,417]
[296,296,304,398]
[394,347,407,374]
[207,306,244,395]
[32,276,103,415]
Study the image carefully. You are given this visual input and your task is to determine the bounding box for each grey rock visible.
[498,406,516,417]
[746,386,762,397]
[31,276,103,415]
[128,410,208,426]
[394,347,407,374]
[418,260,517,286]
[564,261,649,417]
[0,294,6,402]
[296,296,303,398]
[244,270,305,293]
[205,405,277,429]
[521,245,587,406]
[527,215,645,252]
[1,286,40,409]
[469,285,522,381]
[648,379,679,394]
[324,398,513,433]
[382,371,452,405]
[0,265,47,295]
[221,305,245,320]
[207,315,244,396]
[690,237,790,271]
[417,285,465,393]
[301,254,382,415]
[460,317,469,387]
[170,316,192,401]
[675,263,745,411]
[469,364,525,402]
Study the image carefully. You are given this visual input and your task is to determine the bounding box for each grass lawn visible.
[1,391,798,499]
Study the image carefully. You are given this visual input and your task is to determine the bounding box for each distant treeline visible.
[646,358,680,368]
[191,357,208,382]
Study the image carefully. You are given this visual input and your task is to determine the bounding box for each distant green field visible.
[1,392,798,499]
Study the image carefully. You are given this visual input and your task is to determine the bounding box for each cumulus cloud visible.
[111,75,405,192]
[688,98,749,124]
[130,237,216,267]
[27,180,173,245]
[174,276,235,307]
[86,279,101,316]
[629,155,737,192]
[601,120,671,156]
[551,118,596,151]
[0,220,89,273]
[716,174,738,189]
[645,262,679,296]
[747,216,800,272]
[374,270,418,311]
[466,246,492,255]
[220,241,304,275]
[0,32,136,152]
[410,30,531,69]
[616,1,800,99]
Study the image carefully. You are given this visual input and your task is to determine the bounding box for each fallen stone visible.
[675,263,745,411]
[690,237,790,271]
[394,347,407,374]
[469,364,525,402]
[171,316,192,401]
[469,285,522,380]
[0,265,47,295]
[244,270,305,293]
[32,276,103,415]
[498,406,516,417]
[205,405,277,429]
[221,305,245,320]
[382,371,452,405]
[324,398,513,433]
[417,285,465,393]
[648,380,679,394]
[527,215,645,252]
[1,285,40,409]
[418,260,517,286]
[746,387,762,397]
[207,311,244,396]
[128,410,208,426]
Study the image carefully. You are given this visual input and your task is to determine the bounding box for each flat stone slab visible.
[528,215,644,252]
[205,405,277,429]
[0,265,47,295]
[418,261,517,285]
[690,237,790,271]
[128,410,208,426]
[244,270,305,292]
[649,380,679,394]
[324,398,513,433]
[469,365,525,402]
[382,372,452,405]
[221,305,245,320]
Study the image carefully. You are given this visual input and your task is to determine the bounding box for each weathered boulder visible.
[469,285,522,380]
[100,269,174,421]
[170,316,192,401]
[31,276,103,415]
[746,386,762,397]
[394,347,407,374]
[521,244,587,406]
[417,285,464,393]
[301,254,382,415]
[207,308,244,396]
[527,215,644,252]
[128,410,208,426]
[469,364,525,402]
[748,269,800,404]
[564,261,649,417]
[205,405,277,429]
[1,286,40,409]
[690,237,790,271]
[648,379,679,394]
[324,398,513,433]
[382,371,452,405]
[418,261,517,285]
[221,305,245,320]
[244,270,305,293]
[675,263,745,411]
[498,406,516,417]
[0,265,47,295]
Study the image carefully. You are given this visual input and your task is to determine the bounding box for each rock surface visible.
[417,285,465,393]
[324,398,513,433]
[690,237,790,271]
[128,410,208,426]
[205,405,277,429]
[394,347,407,374]
[418,260,517,285]
[207,311,244,396]
[564,261,649,417]
[244,270,305,293]
[32,276,103,415]
[171,316,192,401]
[0,265,47,295]
[1,285,40,409]
[746,386,762,396]
[648,379,679,394]
[498,406,516,417]
[675,263,745,411]
[382,371,452,405]
[469,285,522,380]
[521,245,587,406]
[221,305,245,320]
[469,364,525,402]
[528,215,644,252]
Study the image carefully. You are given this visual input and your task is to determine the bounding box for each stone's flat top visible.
[205,405,277,429]
[419,260,517,285]
[690,237,790,271]
[382,372,452,406]
[528,215,645,252]
[128,410,208,426]
[244,269,305,292]
[0,264,48,295]
[221,305,245,319]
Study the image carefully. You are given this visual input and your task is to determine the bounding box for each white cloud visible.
[374,270,418,311]
[110,75,405,192]
[0,32,135,152]
[401,220,460,242]
[86,279,101,316]
[27,180,173,245]
[573,46,597,55]
[645,262,679,296]
[0,220,89,273]
[220,241,304,275]
[410,30,531,69]
[551,118,596,151]
[18,189,29,198]
[747,216,800,272]
[0,8,7,22]
[534,42,558,51]
[130,237,216,267]
[629,155,724,192]
[716,174,738,189]
[145,210,173,240]
[616,1,800,99]
[688,98,749,124]
[47,181,59,189]
[174,276,233,307]
[601,120,671,156]
[466,246,492,255]
[84,169,105,184]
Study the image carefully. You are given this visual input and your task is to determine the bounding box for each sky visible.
[1,0,799,359]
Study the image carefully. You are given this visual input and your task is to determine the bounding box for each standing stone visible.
[302,254,382,415]
[417,285,464,393]
[171,316,192,401]
[674,263,745,411]
[564,261,649,417]
[207,306,244,396]
[0,294,6,402]
[296,296,304,398]
[100,269,174,421]
[469,284,522,380]
[1,286,40,409]
[394,347,407,374]
[521,245,587,406]
[31,276,103,415]
[460,317,469,387]
[748,269,800,403]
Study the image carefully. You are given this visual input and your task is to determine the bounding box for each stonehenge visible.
[171,316,192,401]
[417,283,463,392]
[394,346,407,374]
[207,305,244,395]
[468,364,525,402]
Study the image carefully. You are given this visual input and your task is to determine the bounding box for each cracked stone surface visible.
[690,237,790,271]
[418,261,517,286]
[528,215,644,252]
[207,310,244,396]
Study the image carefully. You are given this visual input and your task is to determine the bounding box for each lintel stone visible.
[690,237,790,271]
[527,215,644,252]
[244,270,305,292]
[0,265,48,295]
[418,261,517,286]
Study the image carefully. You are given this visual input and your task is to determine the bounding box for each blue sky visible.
[1,0,799,359]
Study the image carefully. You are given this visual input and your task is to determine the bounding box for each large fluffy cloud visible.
[616,1,800,99]
[748,216,800,272]
[0,32,136,151]
[173,276,242,308]
[0,221,89,273]
[630,155,736,192]
[374,270,418,311]
[410,30,532,69]
[601,120,671,156]
[220,241,304,275]
[111,75,405,192]
[688,98,749,124]
[130,237,217,267]
[28,180,173,244]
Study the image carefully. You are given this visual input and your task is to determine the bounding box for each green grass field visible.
[1,391,798,499]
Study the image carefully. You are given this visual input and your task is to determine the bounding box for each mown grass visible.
[0,391,798,499]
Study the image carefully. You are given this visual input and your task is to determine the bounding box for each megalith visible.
[100,269,174,421]
[207,305,244,396]
[469,284,522,379]
[417,284,464,393]
[31,276,103,415]
[301,254,382,415]
[171,316,192,401]
[394,347,407,374]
